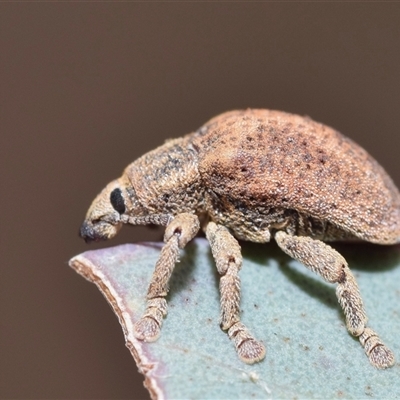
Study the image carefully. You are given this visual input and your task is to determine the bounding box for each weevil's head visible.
[80,178,131,243]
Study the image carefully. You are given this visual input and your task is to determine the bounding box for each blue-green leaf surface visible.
[69,238,400,399]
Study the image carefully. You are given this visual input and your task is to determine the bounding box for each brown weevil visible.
[80,109,400,369]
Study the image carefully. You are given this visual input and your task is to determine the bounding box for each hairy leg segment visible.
[133,213,200,342]
[275,230,395,369]
[206,221,266,364]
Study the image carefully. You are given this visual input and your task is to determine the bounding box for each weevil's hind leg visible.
[275,230,395,369]
[359,327,394,368]
[205,221,266,364]
[133,213,200,342]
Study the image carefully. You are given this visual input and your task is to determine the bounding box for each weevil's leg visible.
[359,327,395,369]
[133,213,200,342]
[275,230,395,369]
[205,221,266,364]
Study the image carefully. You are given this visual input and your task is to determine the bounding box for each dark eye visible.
[110,188,126,214]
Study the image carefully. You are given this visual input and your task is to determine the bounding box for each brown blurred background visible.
[1,3,400,399]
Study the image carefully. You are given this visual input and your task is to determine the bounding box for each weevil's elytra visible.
[80,109,399,369]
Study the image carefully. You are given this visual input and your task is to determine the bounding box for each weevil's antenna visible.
[120,214,172,227]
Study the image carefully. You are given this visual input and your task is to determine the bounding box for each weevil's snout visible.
[79,220,111,243]
[79,215,122,243]
[79,221,93,243]
[80,179,126,244]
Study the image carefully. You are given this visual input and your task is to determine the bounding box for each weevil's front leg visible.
[205,221,266,364]
[133,213,200,342]
[275,230,394,369]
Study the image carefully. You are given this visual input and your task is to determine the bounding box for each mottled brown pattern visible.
[190,109,400,244]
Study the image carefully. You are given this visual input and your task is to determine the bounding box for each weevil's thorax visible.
[123,137,205,216]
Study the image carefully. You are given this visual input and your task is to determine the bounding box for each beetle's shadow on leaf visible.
[167,240,200,301]
[241,240,400,273]
[280,260,339,310]
[243,241,339,310]
[241,240,400,325]
[241,241,283,266]
[168,239,400,319]
[332,242,400,273]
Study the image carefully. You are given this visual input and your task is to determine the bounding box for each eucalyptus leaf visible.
[69,238,400,399]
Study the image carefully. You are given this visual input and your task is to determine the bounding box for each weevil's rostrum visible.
[80,109,400,369]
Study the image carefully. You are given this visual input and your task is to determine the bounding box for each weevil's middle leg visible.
[205,221,266,364]
[275,230,395,369]
[133,213,200,342]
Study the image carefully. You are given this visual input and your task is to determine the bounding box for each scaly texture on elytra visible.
[80,109,400,369]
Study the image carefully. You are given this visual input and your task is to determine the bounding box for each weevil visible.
[80,109,400,368]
